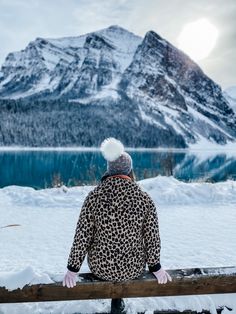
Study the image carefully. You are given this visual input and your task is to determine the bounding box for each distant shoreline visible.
[0,143,236,152]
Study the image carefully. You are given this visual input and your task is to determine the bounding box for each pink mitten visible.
[153,267,172,284]
[63,270,77,288]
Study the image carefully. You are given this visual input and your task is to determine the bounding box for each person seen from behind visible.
[63,137,172,287]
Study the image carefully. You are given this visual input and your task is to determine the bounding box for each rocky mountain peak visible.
[84,33,115,50]
[0,25,235,147]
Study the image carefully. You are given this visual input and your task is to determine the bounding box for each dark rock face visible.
[120,30,236,145]
[0,25,235,147]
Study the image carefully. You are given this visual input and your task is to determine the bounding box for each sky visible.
[0,0,235,89]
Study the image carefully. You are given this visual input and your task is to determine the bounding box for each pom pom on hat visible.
[100,137,133,176]
[100,137,124,162]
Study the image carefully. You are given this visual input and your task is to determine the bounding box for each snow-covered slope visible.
[0,25,235,147]
[224,86,236,113]
[120,31,236,145]
[0,25,141,100]
[0,176,236,313]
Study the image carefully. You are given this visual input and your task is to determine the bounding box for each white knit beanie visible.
[100,138,132,175]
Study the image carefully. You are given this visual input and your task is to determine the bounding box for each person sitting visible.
[63,137,172,287]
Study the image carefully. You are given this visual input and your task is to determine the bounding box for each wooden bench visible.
[0,266,236,313]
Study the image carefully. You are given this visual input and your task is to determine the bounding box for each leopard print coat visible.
[67,176,161,281]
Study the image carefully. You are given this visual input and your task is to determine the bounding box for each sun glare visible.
[177,18,218,61]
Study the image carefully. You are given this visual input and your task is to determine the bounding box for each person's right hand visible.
[63,270,77,288]
[153,267,172,284]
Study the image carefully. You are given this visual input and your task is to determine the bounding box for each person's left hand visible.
[63,270,77,288]
[153,267,172,284]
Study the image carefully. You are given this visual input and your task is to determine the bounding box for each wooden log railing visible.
[0,266,236,313]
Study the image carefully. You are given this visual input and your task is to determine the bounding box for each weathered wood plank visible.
[0,267,235,304]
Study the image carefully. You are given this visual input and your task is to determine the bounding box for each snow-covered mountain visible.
[224,86,236,114]
[0,25,235,147]
[0,25,141,100]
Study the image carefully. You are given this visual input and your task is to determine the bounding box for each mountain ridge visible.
[0,25,235,148]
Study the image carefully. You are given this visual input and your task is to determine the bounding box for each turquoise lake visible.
[0,149,236,189]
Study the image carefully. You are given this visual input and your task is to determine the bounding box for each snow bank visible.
[0,266,53,291]
[140,175,236,205]
[1,176,236,209]
[0,175,236,313]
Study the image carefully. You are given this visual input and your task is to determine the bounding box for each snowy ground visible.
[0,176,236,314]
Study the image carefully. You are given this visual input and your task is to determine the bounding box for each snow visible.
[0,25,142,101]
[47,25,141,74]
[164,115,184,135]
[158,102,180,117]
[9,74,53,99]
[188,134,236,151]
[0,175,236,313]
[0,73,17,90]
[98,25,142,72]
[1,144,236,155]
[225,86,236,99]
[140,175,236,205]
[98,25,141,54]
[0,146,100,151]
[70,76,121,103]
[0,266,53,291]
[47,35,87,50]
[224,86,236,114]
[138,104,167,129]
[187,106,234,139]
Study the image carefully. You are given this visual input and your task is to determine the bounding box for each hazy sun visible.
[177,18,218,61]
